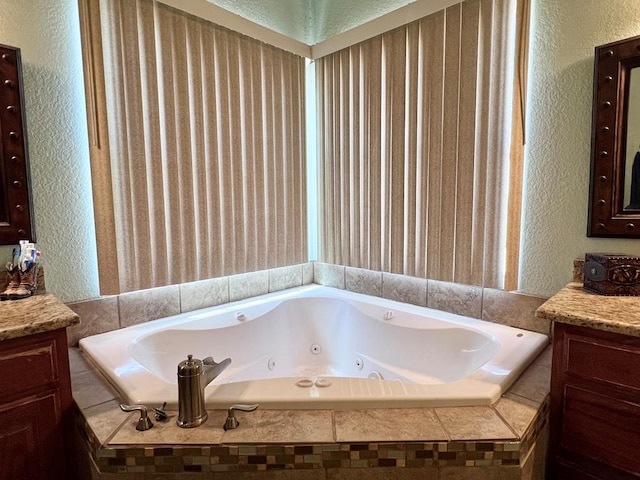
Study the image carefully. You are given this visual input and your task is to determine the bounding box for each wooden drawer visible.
[561,384,640,475]
[564,333,640,391]
[0,337,58,400]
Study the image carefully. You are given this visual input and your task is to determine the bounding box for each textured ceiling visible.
[206,0,415,45]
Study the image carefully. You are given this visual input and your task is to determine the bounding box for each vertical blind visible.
[79,0,307,294]
[316,0,526,289]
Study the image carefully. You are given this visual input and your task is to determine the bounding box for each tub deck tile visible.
[220,409,334,444]
[505,363,551,404]
[71,367,120,410]
[109,410,227,445]
[494,394,541,438]
[434,407,517,441]
[334,408,448,443]
[68,345,550,477]
[82,399,130,445]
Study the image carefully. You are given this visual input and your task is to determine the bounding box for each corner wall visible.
[0,0,99,302]
[520,0,640,297]
[4,0,640,302]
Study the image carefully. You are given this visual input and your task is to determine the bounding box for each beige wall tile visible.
[482,288,550,335]
[180,276,229,313]
[334,408,447,442]
[520,423,549,480]
[314,263,345,289]
[427,280,482,318]
[435,406,516,440]
[229,270,270,302]
[215,471,324,480]
[269,264,304,292]
[326,467,438,480]
[496,467,523,480]
[66,296,119,346]
[439,466,499,480]
[303,262,315,284]
[382,272,428,307]
[81,452,156,480]
[439,466,521,479]
[118,284,180,328]
[345,267,382,297]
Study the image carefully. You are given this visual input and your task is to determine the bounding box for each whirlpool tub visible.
[79,285,548,409]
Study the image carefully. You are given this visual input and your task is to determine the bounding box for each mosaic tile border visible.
[519,395,549,460]
[75,398,551,475]
[87,441,526,474]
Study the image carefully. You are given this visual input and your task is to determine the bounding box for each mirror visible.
[588,34,640,236]
[624,67,640,210]
[0,43,35,244]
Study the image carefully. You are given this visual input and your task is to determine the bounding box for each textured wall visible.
[0,0,99,302]
[520,0,640,297]
[4,0,640,302]
[307,0,414,44]
[207,0,414,45]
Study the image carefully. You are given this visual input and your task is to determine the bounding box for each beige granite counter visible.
[0,293,79,341]
[535,282,640,337]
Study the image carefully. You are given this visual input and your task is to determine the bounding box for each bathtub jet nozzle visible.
[176,354,231,428]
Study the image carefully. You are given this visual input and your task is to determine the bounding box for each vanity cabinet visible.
[548,322,640,479]
[0,327,73,480]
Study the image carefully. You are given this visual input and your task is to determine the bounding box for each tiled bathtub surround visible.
[381,272,428,307]
[70,346,551,479]
[66,262,550,346]
[314,263,550,335]
[66,262,551,479]
[65,262,315,346]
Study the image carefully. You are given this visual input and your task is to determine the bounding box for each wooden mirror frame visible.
[588,34,640,237]
[0,44,35,244]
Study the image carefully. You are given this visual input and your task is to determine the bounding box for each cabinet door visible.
[0,392,66,480]
[550,323,640,479]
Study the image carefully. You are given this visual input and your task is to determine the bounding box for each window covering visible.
[315,0,527,289]
[79,0,307,294]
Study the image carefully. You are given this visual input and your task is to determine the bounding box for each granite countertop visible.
[535,282,640,337]
[0,293,79,341]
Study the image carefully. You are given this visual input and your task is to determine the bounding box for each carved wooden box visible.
[583,253,640,296]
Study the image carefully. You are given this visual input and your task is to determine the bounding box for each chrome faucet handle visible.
[153,402,168,421]
[223,404,259,431]
[120,404,154,431]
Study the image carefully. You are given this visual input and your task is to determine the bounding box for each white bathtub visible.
[79,285,548,409]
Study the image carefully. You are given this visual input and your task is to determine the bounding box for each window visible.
[79,0,307,294]
[316,0,529,289]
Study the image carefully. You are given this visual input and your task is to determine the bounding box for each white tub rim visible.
[79,284,549,409]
